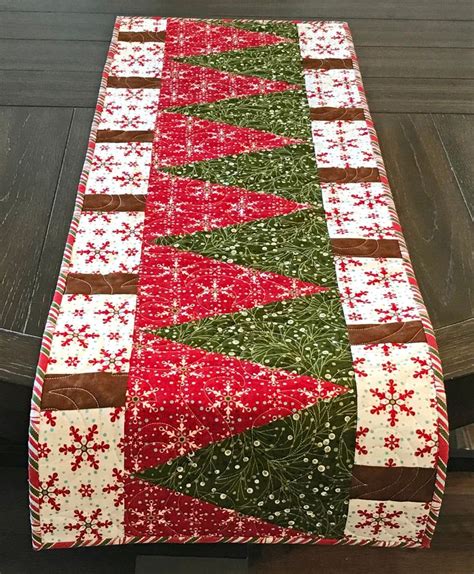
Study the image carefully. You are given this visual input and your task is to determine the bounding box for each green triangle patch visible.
[177,42,305,85]
[138,391,356,538]
[155,208,336,287]
[151,291,354,386]
[167,90,312,141]
[207,19,300,40]
[161,143,323,207]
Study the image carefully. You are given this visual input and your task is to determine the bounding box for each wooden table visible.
[0,1,472,570]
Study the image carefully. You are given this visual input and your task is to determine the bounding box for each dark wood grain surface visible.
[0,3,472,570]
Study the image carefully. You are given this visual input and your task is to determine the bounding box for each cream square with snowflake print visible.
[345,499,430,546]
[37,408,125,545]
[71,211,144,274]
[48,294,136,374]
[100,88,160,131]
[303,69,362,109]
[86,142,152,195]
[119,16,167,33]
[297,22,352,59]
[311,121,377,168]
[335,257,420,324]
[352,342,438,468]
[321,183,397,239]
[111,42,165,78]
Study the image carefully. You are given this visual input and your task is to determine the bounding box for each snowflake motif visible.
[76,241,118,264]
[102,468,127,507]
[339,285,369,309]
[43,410,57,427]
[356,502,403,535]
[158,418,203,456]
[37,442,51,459]
[38,473,70,511]
[110,407,122,423]
[65,508,112,542]
[351,186,388,210]
[382,361,397,373]
[365,265,404,288]
[78,484,95,498]
[88,347,129,372]
[384,434,400,451]
[41,522,56,535]
[415,428,438,464]
[352,357,367,377]
[55,323,99,348]
[59,424,110,471]
[205,381,251,420]
[95,300,134,325]
[65,356,80,368]
[374,302,417,323]
[355,426,369,456]
[411,356,432,379]
[385,458,397,467]
[370,379,415,427]
[129,500,169,534]
[360,222,397,239]
[113,171,145,188]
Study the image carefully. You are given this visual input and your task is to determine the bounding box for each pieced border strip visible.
[28,19,124,551]
[343,23,448,547]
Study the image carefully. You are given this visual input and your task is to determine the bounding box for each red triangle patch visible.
[136,244,328,329]
[125,334,347,469]
[164,19,290,58]
[160,61,298,108]
[125,478,317,541]
[144,172,308,238]
[153,112,300,166]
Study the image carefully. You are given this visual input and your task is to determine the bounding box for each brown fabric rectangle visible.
[41,373,128,410]
[310,107,365,121]
[65,273,139,295]
[318,167,381,183]
[302,58,353,70]
[118,31,166,42]
[331,238,402,258]
[348,321,426,345]
[351,465,436,502]
[82,194,146,212]
[96,130,154,143]
[107,76,162,89]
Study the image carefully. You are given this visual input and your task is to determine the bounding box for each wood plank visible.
[1,12,473,48]
[436,319,474,380]
[25,108,94,336]
[0,0,472,20]
[356,47,474,79]
[1,40,472,79]
[348,19,474,48]
[0,329,40,386]
[372,113,474,328]
[363,77,474,114]
[0,106,73,332]
[1,72,472,114]
[432,114,474,218]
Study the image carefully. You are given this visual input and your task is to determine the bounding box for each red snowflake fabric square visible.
[48,295,136,374]
[37,409,125,544]
[352,343,438,468]
[345,499,430,546]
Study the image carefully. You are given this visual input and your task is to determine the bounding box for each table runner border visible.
[26,16,449,551]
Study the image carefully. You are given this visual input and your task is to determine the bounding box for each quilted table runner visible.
[29,17,448,550]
